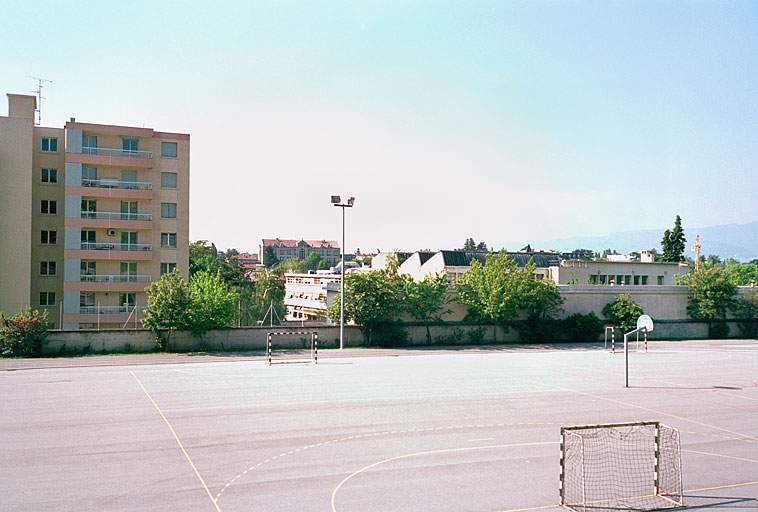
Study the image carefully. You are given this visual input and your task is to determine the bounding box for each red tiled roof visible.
[261,239,339,249]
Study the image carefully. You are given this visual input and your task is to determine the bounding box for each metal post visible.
[340,205,345,350]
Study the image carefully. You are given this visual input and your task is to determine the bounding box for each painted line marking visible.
[131,371,221,512]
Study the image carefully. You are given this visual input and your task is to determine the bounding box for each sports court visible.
[1,340,756,511]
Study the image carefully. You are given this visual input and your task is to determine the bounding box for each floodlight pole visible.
[331,196,355,350]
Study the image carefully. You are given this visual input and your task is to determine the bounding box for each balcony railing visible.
[81,178,152,190]
[80,242,152,251]
[80,147,153,159]
[80,274,152,283]
[80,211,153,221]
[79,305,147,315]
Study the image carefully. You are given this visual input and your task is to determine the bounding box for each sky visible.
[3,0,756,255]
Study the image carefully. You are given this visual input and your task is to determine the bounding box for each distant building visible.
[235,252,259,277]
[283,272,341,323]
[552,260,688,285]
[398,250,562,282]
[259,238,340,267]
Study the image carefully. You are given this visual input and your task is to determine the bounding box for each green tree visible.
[263,246,280,267]
[189,240,219,277]
[278,258,306,274]
[142,269,191,350]
[602,293,644,332]
[681,265,737,338]
[327,268,406,346]
[661,215,686,262]
[188,270,238,338]
[305,251,323,271]
[249,269,285,326]
[734,286,758,338]
[723,263,758,286]
[403,273,452,344]
[0,307,52,357]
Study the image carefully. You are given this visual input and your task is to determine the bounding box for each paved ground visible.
[1,340,757,511]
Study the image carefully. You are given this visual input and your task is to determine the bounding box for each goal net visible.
[560,422,683,512]
[266,331,318,365]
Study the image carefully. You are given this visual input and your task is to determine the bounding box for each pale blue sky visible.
[3,1,756,254]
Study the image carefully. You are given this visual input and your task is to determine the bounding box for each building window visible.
[161,141,178,158]
[119,293,136,311]
[161,233,177,248]
[40,200,57,215]
[41,168,58,183]
[81,199,97,218]
[82,167,97,185]
[657,276,664,285]
[80,292,95,310]
[82,135,98,154]
[81,230,96,249]
[161,172,177,188]
[161,203,177,218]
[81,261,96,279]
[160,262,177,275]
[41,230,57,245]
[41,137,58,152]
[39,292,56,306]
[122,138,138,155]
[641,276,648,285]
[40,261,57,276]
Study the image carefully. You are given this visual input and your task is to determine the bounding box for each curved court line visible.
[216,422,557,501]
[330,441,557,512]
[131,371,222,512]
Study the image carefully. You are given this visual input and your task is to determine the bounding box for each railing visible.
[81,178,152,190]
[80,147,153,159]
[78,305,147,315]
[80,274,152,283]
[80,242,152,251]
[80,211,153,221]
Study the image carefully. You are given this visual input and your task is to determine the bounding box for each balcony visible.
[67,147,154,169]
[80,274,152,283]
[79,305,147,315]
[82,178,152,190]
[81,211,153,222]
[81,242,152,251]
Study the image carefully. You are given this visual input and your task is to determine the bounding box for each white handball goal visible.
[266,331,318,365]
[560,421,683,512]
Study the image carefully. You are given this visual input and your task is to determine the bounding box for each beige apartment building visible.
[0,94,189,329]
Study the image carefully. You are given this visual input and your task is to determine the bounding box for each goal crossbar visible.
[266,331,318,365]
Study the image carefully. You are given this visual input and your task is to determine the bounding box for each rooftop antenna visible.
[27,76,52,125]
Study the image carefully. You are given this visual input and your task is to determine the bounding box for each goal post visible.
[559,421,683,512]
[266,331,318,365]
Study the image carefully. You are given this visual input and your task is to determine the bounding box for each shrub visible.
[563,312,604,342]
[367,321,408,348]
[0,307,52,357]
[709,322,730,339]
[602,294,644,332]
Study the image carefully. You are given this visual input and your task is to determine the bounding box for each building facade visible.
[260,238,340,267]
[283,272,341,323]
[0,94,190,329]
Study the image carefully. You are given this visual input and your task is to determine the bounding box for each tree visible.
[723,263,758,286]
[457,250,528,339]
[734,286,758,338]
[403,273,452,344]
[462,238,487,252]
[278,258,306,274]
[249,269,285,326]
[189,240,219,277]
[142,269,191,350]
[305,251,323,271]
[327,268,406,346]
[681,264,737,338]
[188,270,238,338]
[263,246,280,267]
[661,215,686,262]
[0,307,52,357]
[602,293,644,332]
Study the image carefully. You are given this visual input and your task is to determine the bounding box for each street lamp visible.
[331,195,355,349]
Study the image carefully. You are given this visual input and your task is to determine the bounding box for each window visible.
[122,138,139,155]
[120,262,137,282]
[80,292,95,309]
[39,292,56,306]
[641,276,648,285]
[160,262,177,275]
[119,293,136,311]
[161,141,178,158]
[41,168,58,183]
[81,230,96,249]
[82,135,98,154]
[161,172,177,188]
[121,201,138,220]
[161,233,177,248]
[161,202,177,218]
[657,276,664,285]
[41,230,57,245]
[82,199,97,218]
[40,261,57,276]
[41,137,58,152]
[40,200,57,215]
[121,169,138,184]
[81,261,96,280]
[121,231,137,249]
[82,167,97,185]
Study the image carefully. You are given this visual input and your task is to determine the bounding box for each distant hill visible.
[503,221,758,262]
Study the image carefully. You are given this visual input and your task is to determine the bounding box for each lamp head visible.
[331,195,341,204]
[347,197,355,206]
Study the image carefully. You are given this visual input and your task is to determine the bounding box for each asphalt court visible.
[1,340,757,511]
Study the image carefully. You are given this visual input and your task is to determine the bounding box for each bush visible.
[709,322,730,339]
[602,294,644,332]
[516,318,562,342]
[367,321,408,348]
[0,307,52,357]
[563,312,604,342]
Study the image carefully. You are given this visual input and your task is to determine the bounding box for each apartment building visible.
[0,94,189,329]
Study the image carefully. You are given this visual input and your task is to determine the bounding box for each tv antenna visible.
[27,76,52,125]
